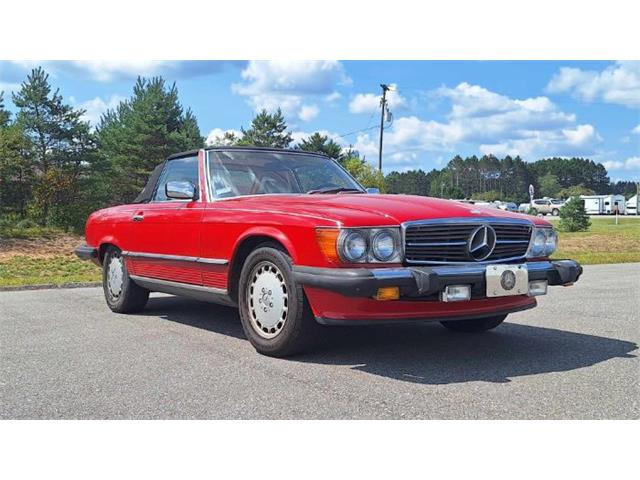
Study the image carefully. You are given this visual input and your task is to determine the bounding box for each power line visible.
[335,124,379,139]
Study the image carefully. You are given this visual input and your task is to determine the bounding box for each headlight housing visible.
[324,227,402,263]
[341,231,368,262]
[526,227,558,258]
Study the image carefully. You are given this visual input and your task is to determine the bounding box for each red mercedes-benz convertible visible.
[76,147,582,356]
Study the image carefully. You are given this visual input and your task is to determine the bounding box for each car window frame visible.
[151,155,201,203]
[204,149,365,201]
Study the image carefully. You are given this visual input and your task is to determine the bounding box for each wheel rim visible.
[107,254,124,299]
[247,261,288,339]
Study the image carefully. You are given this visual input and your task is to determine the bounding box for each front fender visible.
[233,226,301,264]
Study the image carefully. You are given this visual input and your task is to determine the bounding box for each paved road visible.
[1,264,638,419]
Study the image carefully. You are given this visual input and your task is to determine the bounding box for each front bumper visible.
[74,245,100,265]
[293,260,582,299]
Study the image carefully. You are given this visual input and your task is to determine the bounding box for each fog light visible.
[528,280,548,297]
[441,285,471,302]
[375,286,400,301]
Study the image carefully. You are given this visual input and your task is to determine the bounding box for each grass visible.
[0,255,101,287]
[0,224,69,239]
[1,217,638,288]
[0,224,101,287]
[552,217,640,265]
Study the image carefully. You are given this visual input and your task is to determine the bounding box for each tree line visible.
[0,67,636,233]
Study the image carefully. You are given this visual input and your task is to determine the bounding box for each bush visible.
[558,196,591,232]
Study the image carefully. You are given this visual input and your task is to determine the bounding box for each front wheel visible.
[103,247,149,313]
[440,314,507,333]
[238,245,321,357]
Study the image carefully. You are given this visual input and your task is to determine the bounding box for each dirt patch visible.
[0,234,84,260]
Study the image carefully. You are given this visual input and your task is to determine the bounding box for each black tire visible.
[440,314,507,333]
[102,247,149,313]
[551,208,560,216]
[238,244,322,357]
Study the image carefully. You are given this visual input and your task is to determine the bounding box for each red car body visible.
[76,147,582,355]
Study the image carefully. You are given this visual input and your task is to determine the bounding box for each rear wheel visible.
[440,314,507,333]
[551,208,560,216]
[102,247,149,313]
[238,245,321,357]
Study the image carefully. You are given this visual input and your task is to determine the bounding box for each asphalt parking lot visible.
[1,263,638,419]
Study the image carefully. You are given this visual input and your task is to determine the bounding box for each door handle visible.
[132,214,144,222]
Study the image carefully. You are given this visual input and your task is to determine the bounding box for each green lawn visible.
[0,255,101,287]
[552,217,640,265]
[0,226,101,287]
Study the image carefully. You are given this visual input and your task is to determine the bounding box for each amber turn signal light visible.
[375,286,400,301]
[315,228,340,263]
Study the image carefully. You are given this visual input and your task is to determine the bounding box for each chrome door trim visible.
[122,251,229,265]
[129,275,228,295]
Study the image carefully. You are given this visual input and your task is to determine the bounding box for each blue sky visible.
[1,60,639,181]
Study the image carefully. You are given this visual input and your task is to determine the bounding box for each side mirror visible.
[166,181,197,200]
[365,187,380,194]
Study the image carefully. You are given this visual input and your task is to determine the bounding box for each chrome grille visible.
[403,220,532,264]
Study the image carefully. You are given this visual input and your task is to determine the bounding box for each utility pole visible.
[378,84,390,172]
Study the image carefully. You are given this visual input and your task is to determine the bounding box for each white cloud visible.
[325,91,341,102]
[298,104,319,122]
[603,157,640,171]
[632,124,640,135]
[75,95,125,126]
[0,81,20,95]
[232,61,350,121]
[347,82,602,168]
[603,160,624,170]
[348,84,407,114]
[546,61,640,108]
[205,128,243,146]
[70,61,171,82]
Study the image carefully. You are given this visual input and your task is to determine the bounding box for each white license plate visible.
[486,264,528,297]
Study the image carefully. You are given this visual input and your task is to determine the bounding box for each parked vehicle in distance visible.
[518,203,530,213]
[530,198,563,216]
[497,201,518,212]
[580,194,626,215]
[75,147,583,356]
[470,201,498,209]
[625,195,638,215]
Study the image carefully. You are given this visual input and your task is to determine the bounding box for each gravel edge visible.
[0,282,101,292]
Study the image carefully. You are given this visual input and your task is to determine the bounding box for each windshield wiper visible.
[306,187,364,195]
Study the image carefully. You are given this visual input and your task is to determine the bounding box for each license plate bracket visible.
[486,264,528,297]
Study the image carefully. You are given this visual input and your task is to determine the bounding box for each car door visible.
[127,155,204,285]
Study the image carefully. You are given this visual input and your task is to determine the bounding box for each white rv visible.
[580,194,626,215]
[626,195,638,215]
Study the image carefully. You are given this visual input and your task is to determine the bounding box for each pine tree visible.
[558,196,591,232]
[297,132,343,160]
[12,67,95,225]
[0,122,34,216]
[239,109,292,148]
[97,77,204,203]
[0,91,11,128]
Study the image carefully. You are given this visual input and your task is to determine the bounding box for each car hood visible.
[216,194,549,226]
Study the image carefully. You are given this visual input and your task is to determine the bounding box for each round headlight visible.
[372,230,396,261]
[531,229,547,257]
[544,229,558,256]
[342,231,367,261]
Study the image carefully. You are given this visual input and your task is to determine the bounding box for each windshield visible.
[206,149,364,199]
